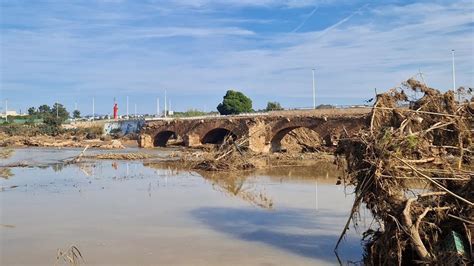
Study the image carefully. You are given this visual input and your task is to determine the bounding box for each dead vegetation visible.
[0,148,14,179]
[281,127,323,153]
[0,124,128,149]
[86,152,154,160]
[0,148,14,159]
[0,168,14,179]
[0,134,126,149]
[334,78,473,264]
[55,245,85,266]
[175,130,333,172]
[189,134,257,171]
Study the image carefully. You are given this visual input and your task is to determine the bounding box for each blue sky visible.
[1,0,473,115]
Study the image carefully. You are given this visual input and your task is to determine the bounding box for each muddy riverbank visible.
[0,132,138,149]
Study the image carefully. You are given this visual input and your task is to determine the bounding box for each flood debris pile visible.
[280,127,323,153]
[335,79,473,265]
[192,134,256,171]
[0,124,127,149]
[87,152,154,160]
[0,148,14,159]
[184,131,333,172]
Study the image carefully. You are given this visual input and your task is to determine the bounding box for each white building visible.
[0,110,24,118]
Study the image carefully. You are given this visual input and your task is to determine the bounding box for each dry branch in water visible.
[86,152,153,160]
[62,146,89,165]
[191,134,256,171]
[335,78,473,265]
[55,245,85,266]
[0,148,14,159]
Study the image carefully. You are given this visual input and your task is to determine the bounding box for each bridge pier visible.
[247,120,271,153]
[184,133,202,147]
[138,134,153,148]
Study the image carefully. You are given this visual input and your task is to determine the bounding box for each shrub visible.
[266,101,283,111]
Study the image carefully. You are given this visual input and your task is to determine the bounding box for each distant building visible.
[0,110,27,118]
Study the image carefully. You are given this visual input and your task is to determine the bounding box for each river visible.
[0,148,367,265]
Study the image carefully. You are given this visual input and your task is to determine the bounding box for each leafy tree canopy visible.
[27,107,37,115]
[27,103,70,124]
[51,103,70,122]
[73,110,81,119]
[316,104,336,109]
[217,90,253,115]
[38,104,51,113]
[265,101,283,111]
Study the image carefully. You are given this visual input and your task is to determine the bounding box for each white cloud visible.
[128,27,255,38]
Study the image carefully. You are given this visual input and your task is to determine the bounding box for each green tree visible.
[40,103,69,136]
[41,113,63,136]
[27,107,37,116]
[50,103,70,122]
[38,104,51,114]
[73,110,81,119]
[316,104,335,109]
[265,101,283,111]
[42,113,62,127]
[217,90,253,115]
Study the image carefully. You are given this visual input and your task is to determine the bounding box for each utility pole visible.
[92,97,95,121]
[74,102,78,121]
[134,103,137,118]
[126,96,129,119]
[164,89,167,117]
[312,68,316,109]
[452,49,458,101]
[169,99,171,113]
[156,97,160,117]
[418,68,426,84]
[4,99,7,123]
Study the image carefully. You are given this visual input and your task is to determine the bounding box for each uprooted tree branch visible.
[334,78,473,265]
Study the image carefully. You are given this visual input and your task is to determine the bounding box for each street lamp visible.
[312,68,316,109]
[452,49,456,91]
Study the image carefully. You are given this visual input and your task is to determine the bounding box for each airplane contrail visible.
[292,6,320,33]
[313,3,369,39]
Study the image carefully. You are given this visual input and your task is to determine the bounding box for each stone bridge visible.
[138,109,370,153]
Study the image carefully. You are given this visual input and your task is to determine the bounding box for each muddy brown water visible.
[1,148,368,265]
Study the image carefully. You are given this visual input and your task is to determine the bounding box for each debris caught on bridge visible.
[281,127,323,153]
[334,78,473,264]
[192,134,256,171]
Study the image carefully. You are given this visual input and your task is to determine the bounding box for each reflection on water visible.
[192,207,360,262]
[1,148,364,265]
[200,171,274,209]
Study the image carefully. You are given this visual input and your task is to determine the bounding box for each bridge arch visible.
[270,126,323,152]
[268,118,326,152]
[201,128,237,145]
[154,130,181,147]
